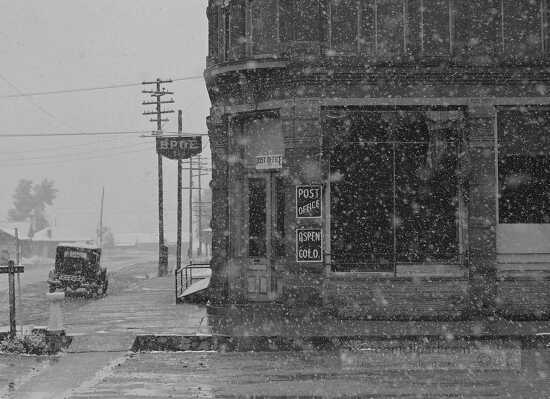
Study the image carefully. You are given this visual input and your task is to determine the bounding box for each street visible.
[0,250,549,398]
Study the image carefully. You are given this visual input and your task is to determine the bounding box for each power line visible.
[0,135,135,155]
[0,146,153,168]
[0,71,74,131]
[0,75,203,99]
[0,130,207,138]
[0,141,150,162]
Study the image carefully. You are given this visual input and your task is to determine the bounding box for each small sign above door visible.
[296,185,322,219]
[256,154,283,170]
[296,229,323,263]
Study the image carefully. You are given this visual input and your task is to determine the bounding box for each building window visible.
[229,0,246,60]
[296,0,321,41]
[498,109,550,224]
[454,0,501,60]
[420,0,451,57]
[502,0,542,60]
[279,0,294,42]
[251,0,279,54]
[249,178,267,257]
[327,110,461,272]
[208,6,219,58]
[330,0,359,53]
[274,177,286,257]
[360,0,376,57]
[376,0,406,59]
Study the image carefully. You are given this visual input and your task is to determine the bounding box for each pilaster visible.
[467,103,497,316]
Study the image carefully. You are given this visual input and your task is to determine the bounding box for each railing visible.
[175,262,211,302]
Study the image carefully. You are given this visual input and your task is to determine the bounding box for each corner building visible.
[205,0,550,319]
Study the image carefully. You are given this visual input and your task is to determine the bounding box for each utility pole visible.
[197,154,203,257]
[98,187,104,249]
[188,156,193,262]
[142,78,174,277]
[177,110,183,272]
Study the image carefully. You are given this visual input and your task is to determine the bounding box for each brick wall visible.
[324,278,469,319]
[496,279,550,318]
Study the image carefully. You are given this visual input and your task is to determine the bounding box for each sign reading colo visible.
[156,136,202,160]
[296,229,323,263]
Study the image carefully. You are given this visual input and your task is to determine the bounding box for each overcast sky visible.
[0,0,210,242]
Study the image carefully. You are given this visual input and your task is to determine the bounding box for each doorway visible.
[247,173,285,301]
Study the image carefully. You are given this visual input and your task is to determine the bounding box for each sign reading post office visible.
[296,229,323,263]
[296,185,322,219]
[156,136,202,160]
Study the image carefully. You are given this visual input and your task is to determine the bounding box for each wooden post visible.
[188,156,193,260]
[15,228,23,335]
[8,260,16,338]
[177,110,183,272]
[1,260,24,339]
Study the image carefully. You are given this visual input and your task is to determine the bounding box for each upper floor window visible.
[208,0,550,63]
[498,109,550,224]
[330,0,359,53]
[503,0,544,60]
[251,0,278,55]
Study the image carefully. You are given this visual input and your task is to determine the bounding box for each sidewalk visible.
[3,260,550,351]
[63,261,550,352]
[2,261,550,398]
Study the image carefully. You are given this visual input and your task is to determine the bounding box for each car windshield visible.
[63,250,88,261]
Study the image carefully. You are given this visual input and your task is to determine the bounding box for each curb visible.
[131,334,550,353]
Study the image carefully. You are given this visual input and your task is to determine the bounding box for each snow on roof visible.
[57,242,99,249]
[0,222,32,240]
[32,226,94,243]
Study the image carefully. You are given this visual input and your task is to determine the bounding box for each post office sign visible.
[256,154,283,170]
[296,185,322,219]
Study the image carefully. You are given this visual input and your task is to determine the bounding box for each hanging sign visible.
[296,229,323,263]
[156,136,202,160]
[296,185,322,219]
[256,154,283,170]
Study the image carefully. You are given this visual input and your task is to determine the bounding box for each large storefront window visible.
[327,110,461,272]
[498,109,550,224]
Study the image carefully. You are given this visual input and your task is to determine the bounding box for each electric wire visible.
[0,75,204,99]
[0,141,150,162]
[0,145,153,168]
[0,71,75,131]
[0,130,208,137]
[0,135,135,155]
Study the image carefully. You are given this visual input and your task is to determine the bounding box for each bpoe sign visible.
[296,185,322,219]
[156,136,202,160]
[296,229,323,263]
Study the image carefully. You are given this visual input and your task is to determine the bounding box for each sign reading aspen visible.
[296,185,322,218]
[296,229,323,263]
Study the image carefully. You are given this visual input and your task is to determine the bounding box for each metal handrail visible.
[175,262,210,301]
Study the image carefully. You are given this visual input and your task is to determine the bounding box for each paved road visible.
[0,249,158,295]
[0,249,160,330]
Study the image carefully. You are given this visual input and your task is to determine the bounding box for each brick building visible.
[205,0,550,319]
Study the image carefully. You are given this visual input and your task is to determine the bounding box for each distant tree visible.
[8,178,57,236]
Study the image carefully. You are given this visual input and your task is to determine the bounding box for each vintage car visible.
[47,243,108,296]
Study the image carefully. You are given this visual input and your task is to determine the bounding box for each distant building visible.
[0,222,31,261]
[205,0,550,319]
[31,226,94,258]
